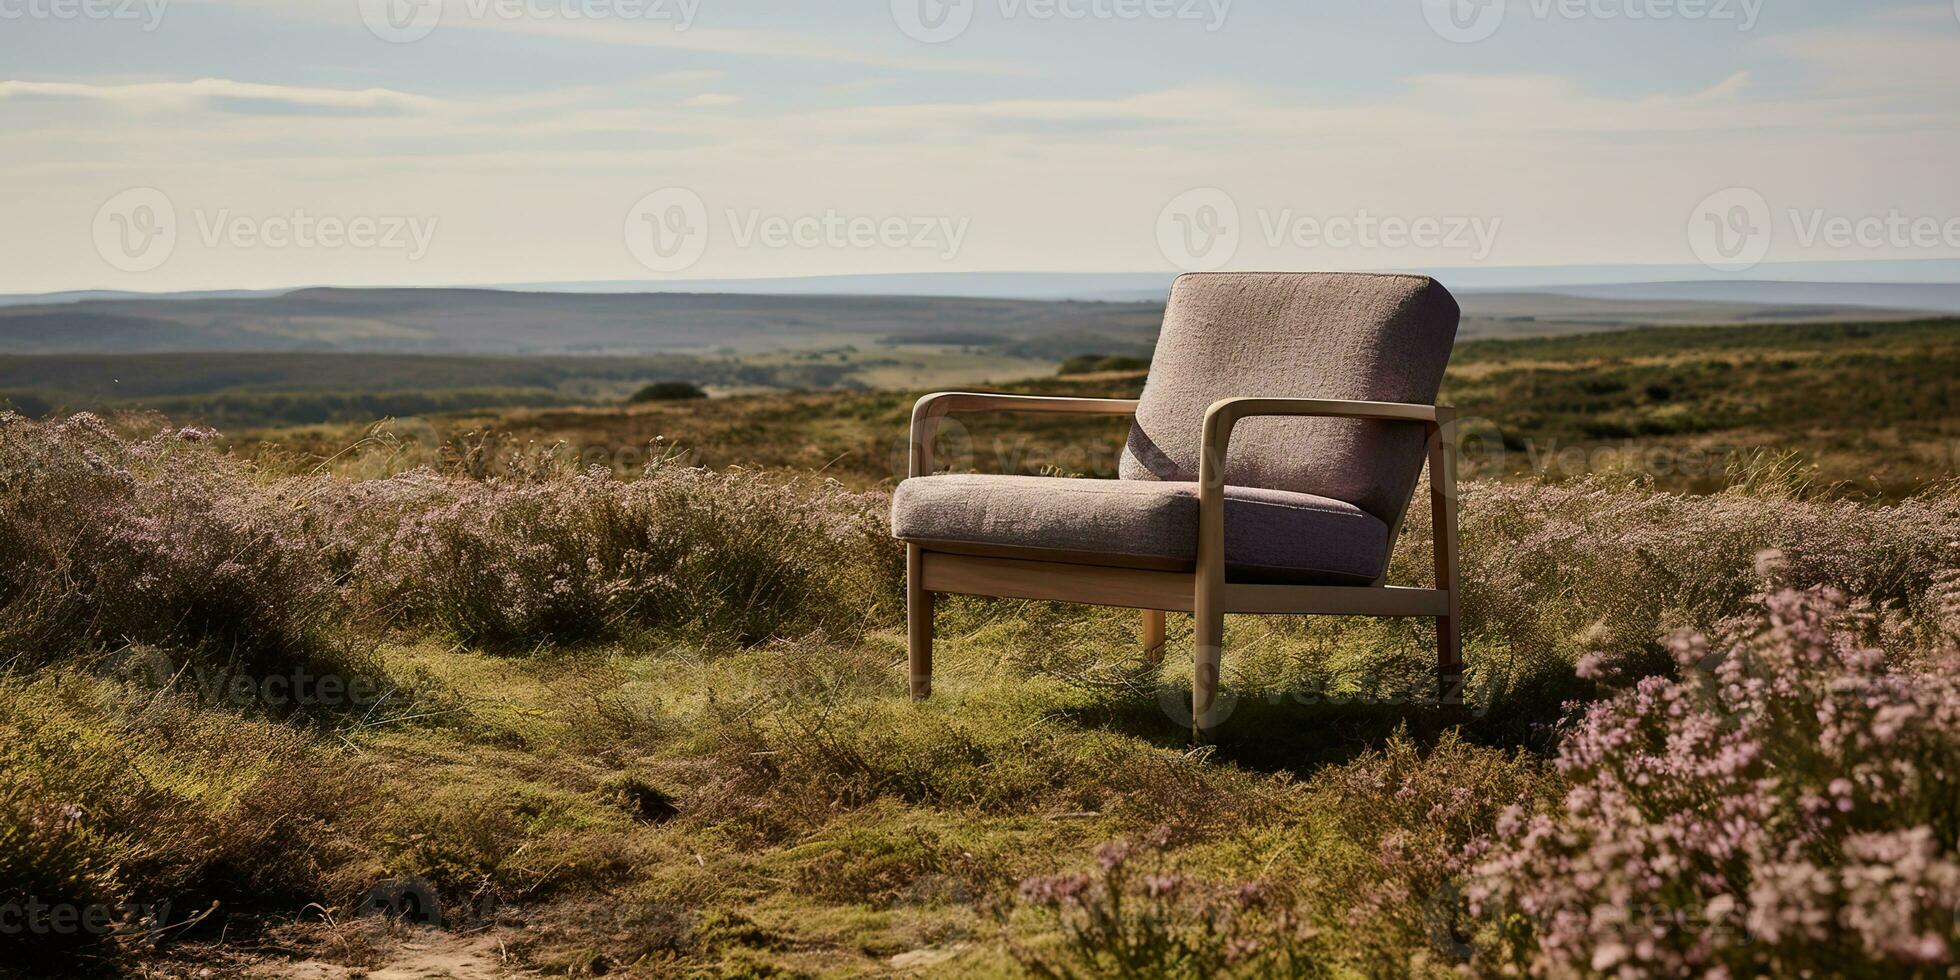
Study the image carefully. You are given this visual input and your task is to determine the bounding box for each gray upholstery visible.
[891,474,1389,584]
[1120,272,1459,522]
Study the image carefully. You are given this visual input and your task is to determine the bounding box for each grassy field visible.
[3,411,1958,978]
[0,346,1052,428]
[4,317,1960,978]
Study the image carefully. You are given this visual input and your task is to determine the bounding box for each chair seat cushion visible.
[891,475,1389,584]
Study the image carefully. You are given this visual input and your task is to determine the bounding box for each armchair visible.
[892,272,1464,741]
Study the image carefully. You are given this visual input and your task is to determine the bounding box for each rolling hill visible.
[0,285,1947,358]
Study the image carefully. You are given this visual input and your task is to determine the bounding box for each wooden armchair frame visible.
[904,391,1462,742]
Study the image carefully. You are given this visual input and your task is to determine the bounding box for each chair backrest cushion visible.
[1120,272,1460,522]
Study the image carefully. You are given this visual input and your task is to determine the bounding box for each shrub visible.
[629,381,708,403]
[1014,838,1331,979]
[0,413,350,683]
[310,463,900,649]
[1467,581,1960,976]
[1294,730,1549,972]
[0,673,369,971]
[1412,478,1960,732]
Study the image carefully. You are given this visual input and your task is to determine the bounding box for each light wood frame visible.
[905,391,1462,743]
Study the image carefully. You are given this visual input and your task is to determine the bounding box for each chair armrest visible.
[1195,397,1458,587]
[908,392,1140,478]
[1198,398,1454,487]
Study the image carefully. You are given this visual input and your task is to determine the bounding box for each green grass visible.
[5,319,1960,976]
[4,406,1957,976]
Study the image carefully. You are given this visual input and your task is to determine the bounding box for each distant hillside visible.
[0,289,1164,358]
[1548,280,1960,312]
[1452,292,1941,338]
[2,284,1952,357]
[193,316,1960,498]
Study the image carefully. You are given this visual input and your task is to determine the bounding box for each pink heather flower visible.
[1223,938,1264,966]
[1470,587,1960,976]
[1575,650,1613,681]
[1096,841,1131,872]
[1019,873,1091,907]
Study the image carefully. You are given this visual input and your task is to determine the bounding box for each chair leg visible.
[1192,606,1224,744]
[1141,609,1166,666]
[907,544,932,700]
[1437,612,1463,705]
[1427,418,1464,707]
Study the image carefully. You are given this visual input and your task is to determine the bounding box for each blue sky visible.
[3,0,1957,291]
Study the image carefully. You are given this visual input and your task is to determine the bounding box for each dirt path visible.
[248,931,535,980]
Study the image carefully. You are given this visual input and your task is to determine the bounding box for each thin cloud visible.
[174,0,1030,76]
[0,78,441,115]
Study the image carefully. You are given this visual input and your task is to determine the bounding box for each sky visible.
[2,0,1958,292]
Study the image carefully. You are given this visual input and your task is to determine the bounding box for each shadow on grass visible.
[1069,667,1594,777]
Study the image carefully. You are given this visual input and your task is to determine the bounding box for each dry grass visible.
[3,393,1958,977]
